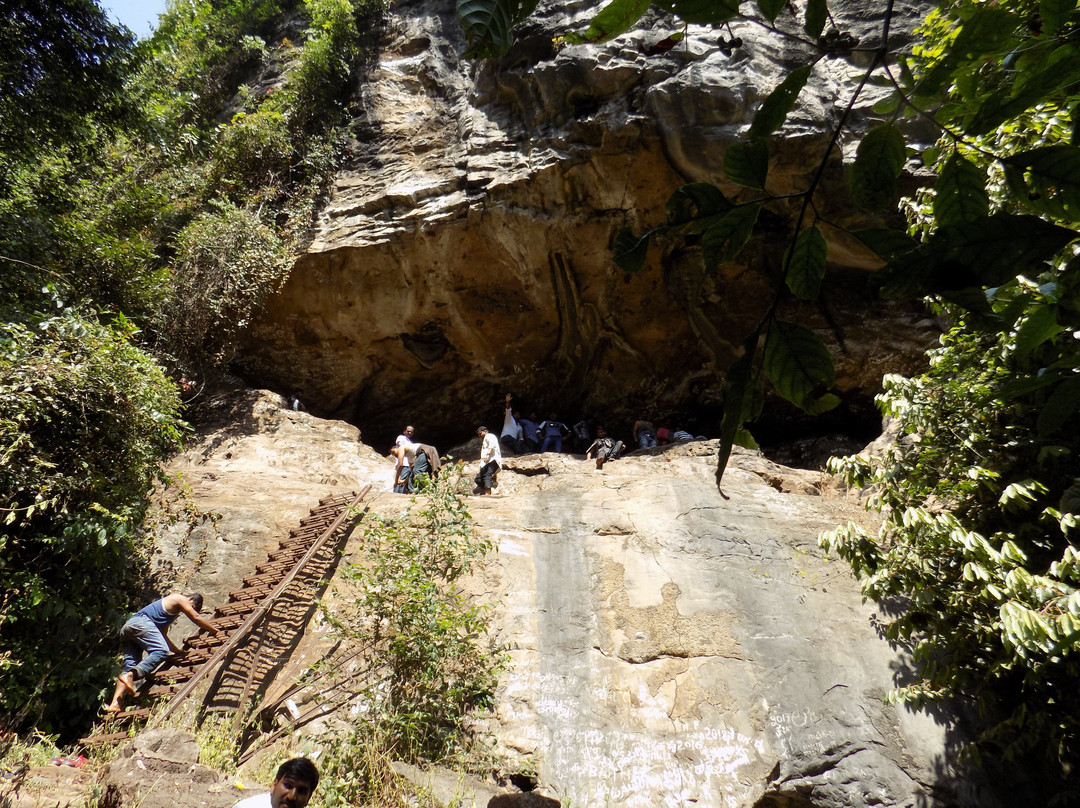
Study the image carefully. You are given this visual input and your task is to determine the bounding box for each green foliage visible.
[783,225,827,300]
[457,0,540,58]
[762,320,838,415]
[156,201,291,371]
[822,276,1080,769]
[850,123,906,213]
[317,469,502,805]
[0,298,183,731]
[0,0,136,170]
[747,65,812,140]
[0,729,62,771]
[933,154,988,226]
[562,0,651,46]
[0,0,386,739]
[723,138,770,190]
[285,0,381,135]
[135,0,292,133]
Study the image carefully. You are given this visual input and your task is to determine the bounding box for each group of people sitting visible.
[472,398,624,494]
[630,419,699,449]
[500,397,699,457]
[389,395,705,494]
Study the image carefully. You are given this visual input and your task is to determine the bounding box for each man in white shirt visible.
[233,757,318,808]
[500,393,523,453]
[474,425,501,495]
[393,425,416,493]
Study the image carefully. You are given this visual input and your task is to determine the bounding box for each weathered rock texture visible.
[236,0,937,450]
[101,729,234,808]
[154,390,1002,808]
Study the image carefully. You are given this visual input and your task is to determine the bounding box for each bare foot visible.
[118,671,136,695]
[103,703,121,714]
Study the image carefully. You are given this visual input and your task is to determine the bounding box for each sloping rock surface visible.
[235,0,937,449]
[155,389,999,808]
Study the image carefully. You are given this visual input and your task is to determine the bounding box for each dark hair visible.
[476,426,487,434]
[276,757,319,789]
[187,593,204,613]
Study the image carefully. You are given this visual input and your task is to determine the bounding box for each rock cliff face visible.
[235,0,937,452]
[155,390,1002,808]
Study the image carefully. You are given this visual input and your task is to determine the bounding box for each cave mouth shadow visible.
[753,397,883,471]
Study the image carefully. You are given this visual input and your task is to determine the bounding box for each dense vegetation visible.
[460,0,1080,794]
[317,471,501,806]
[1,0,384,735]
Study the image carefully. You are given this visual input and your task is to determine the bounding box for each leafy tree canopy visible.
[1,0,385,736]
[0,0,136,171]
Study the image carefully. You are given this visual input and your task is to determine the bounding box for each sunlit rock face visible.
[157,393,1003,808]
[236,0,936,451]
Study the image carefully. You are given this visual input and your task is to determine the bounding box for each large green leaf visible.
[1004,145,1080,222]
[805,0,827,39]
[763,319,837,411]
[701,204,761,270]
[1015,305,1064,359]
[1037,376,1080,437]
[917,7,1020,94]
[934,154,989,226]
[661,0,742,24]
[457,0,540,58]
[723,139,769,189]
[748,65,813,140]
[1041,0,1077,33]
[784,225,827,300]
[1061,478,1080,515]
[563,0,651,44]
[666,182,733,224]
[850,123,906,213]
[757,0,786,22]
[612,227,650,273]
[717,327,762,487]
[876,214,1077,299]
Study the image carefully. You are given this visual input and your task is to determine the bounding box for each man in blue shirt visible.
[105,592,219,713]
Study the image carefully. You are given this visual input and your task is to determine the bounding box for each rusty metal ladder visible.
[79,486,371,747]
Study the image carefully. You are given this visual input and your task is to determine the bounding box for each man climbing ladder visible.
[105,592,219,713]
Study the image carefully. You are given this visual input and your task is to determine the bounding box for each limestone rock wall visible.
[235,0,937,450]
[156,391,1003,808]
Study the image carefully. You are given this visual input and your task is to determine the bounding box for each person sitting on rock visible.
[585,427,624,470]
[518,412,541,453]
[500,393,524,454]
[633,419,658,449]
[474,426,502,494]
[538,413,569,453]
[106,593,219,713]
[233,757,319,808]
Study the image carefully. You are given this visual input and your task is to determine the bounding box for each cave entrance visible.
[751,396,883,471]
